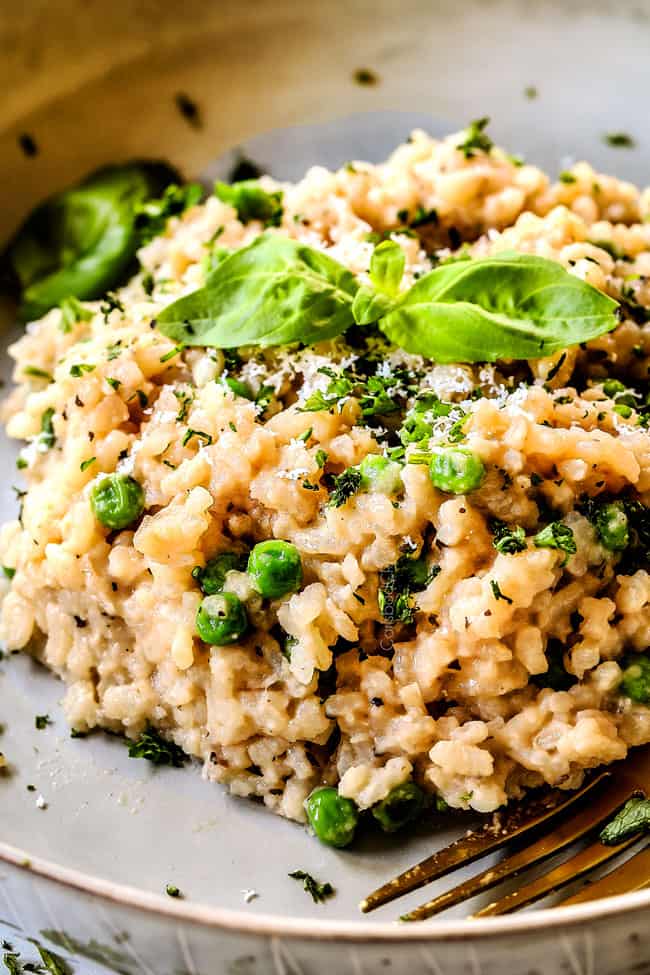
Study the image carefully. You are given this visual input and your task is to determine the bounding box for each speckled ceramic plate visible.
[2,2,650,972]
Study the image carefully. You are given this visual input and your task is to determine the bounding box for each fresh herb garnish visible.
[135,183,203,246]
[127,726,187,767]
[328,468,363,508]
[215,180,283,227]
[300,369,354,413]
[165,883,182,898]
[5,161,178,321]
[378,251,619,362]
[288,870,334,902]
[157,238,618,362]
[378,555,432,624]
[35,714,51,730]
[182,429,213,448]
[491,519,527,554]
[80,457,96,472]
[69,363,95,377]
[490,579,513,604]
[40,408,56,449]
[533,521,576,563]
[23,366,53,382]
[158,234,357,348]
[600,797,650,845]
[59,296,92,333]
[559,171,577,184]
[456,117,493,158]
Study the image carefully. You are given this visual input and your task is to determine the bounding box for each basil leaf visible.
[157,232,358,348]
[215,181,283,227]
[378,252,619,362]
[6,162,178,322]
[352,286,394,325]
[369,240,405,296]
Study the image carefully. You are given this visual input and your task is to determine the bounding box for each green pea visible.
[222,377,254,400]
[304,787,358,848]
[247,540,302,599]
[428,447,485,494]
[603,379,626,398]
[195,593,249,645]
[192,552,247,595]
[620,654,650,704]
[372,781,425,833]
[359,455,403,495]
[595,502,629,551]
[90,474,144,530]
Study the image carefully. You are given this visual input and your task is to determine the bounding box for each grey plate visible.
[2,1,650,972]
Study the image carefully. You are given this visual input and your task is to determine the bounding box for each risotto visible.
[2,123,650,840]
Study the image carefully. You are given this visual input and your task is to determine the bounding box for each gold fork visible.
[360,746,650,921]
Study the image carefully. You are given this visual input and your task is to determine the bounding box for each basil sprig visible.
[157,234,619,360]
[157,233,358,347]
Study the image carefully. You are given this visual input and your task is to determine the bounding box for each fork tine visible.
[557,843,650,906]
[360,771,609,913]
[399,774,634,921]
[473,834,639,917]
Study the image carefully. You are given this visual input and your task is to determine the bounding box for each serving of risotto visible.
[2,121,650,846]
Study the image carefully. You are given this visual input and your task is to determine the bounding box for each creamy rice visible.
[2,127,650,824]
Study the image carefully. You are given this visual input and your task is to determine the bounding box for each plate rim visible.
[2,839,649,941]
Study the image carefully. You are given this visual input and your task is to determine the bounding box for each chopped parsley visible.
[524,85,538,99]
[456,117,493,158]
[288,870,334,902]
[182,429,213,448]
[533,522,576,564]
[315,449,328,468]
[328,467,362,508]
[100,293,125,320]
[35,714,51,730]
[80,457,96,472]
[2,567,15,580]
[59,296,92,333]
[105,377,121,391]
[378,555,433,624]
[40,408,56,449]
[174,389,194,422]
[165,883,183,898]
[600,797,650,845]
[490,519,526,555]
[23,366,53,382]
[159,345,184,364]
[559,171,577,184]
[135,182,203,245]
[490,580,513,604]
[127,726,187,767]
[300,368,353,413]
[69,363,95,377]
